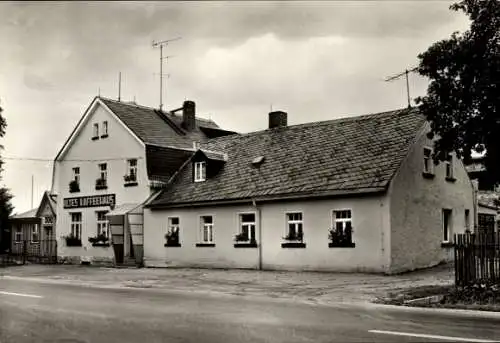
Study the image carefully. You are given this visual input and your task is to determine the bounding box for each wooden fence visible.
[454,231,500,287]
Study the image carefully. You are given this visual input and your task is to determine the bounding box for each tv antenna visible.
[152,37,182,111]
[384,67,418,108]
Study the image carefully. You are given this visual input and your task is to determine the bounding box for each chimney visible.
[268,111,288,129]
[182,100,196,131]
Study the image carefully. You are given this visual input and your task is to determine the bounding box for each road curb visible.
[354,302,500,319]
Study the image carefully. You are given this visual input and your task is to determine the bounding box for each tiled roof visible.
[11,208,38,219]
[100,97,231,149]
[150,107,427,207]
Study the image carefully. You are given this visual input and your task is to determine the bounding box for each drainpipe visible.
[252,198,262,270]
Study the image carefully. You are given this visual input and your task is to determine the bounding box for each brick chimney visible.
[182,100,196,131]
[269,111,287,129]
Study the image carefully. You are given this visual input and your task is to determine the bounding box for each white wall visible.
[389,124,475,273]
[54,101,150,260]
[143,194,391,273]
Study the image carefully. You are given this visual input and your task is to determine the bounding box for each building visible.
[466,155,499,234]
[143,107,475,274]
[51,96,235,265]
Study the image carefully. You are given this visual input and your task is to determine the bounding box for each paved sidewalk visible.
[0,263,454,305]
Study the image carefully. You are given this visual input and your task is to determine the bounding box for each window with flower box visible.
[329,210,355,248]
[282,212,305,248]
[124,159,138,187]
[96,163,107,190]
[165,217,181,247]
[89,211,110,247]
[234,213,257,248]
[66,212,82,247]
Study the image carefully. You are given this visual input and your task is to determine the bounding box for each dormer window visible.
[194,161,206,182]
[92,123,99,140]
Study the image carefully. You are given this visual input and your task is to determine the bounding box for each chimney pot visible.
[183,100,196,131]
[268,111,288,129]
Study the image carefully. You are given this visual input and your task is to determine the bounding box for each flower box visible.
[88,233,110,247]
[95,178,107,190]
[64,235,82,247]
[69,180,80,193]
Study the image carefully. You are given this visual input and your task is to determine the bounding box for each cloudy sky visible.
[0,1,470,213]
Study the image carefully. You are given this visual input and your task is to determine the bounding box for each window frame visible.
[423,147,435,177]
[197,215,215,246]
[70,212,82,240]
[93,123,99,139]
[281,212,305,248]
[72,167,80,184]
[96,211,109,238]
[442,209,452,243]
[330,209,355,248]
[194,161,207,182]
[236,212,257,245]
[31,224,40,244]
[165,217,181,247]
[127,159,137,181]
[102,121,108,137]
[99,163,107,181]
[14,226,22,243]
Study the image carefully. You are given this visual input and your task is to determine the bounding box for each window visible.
[236,213,256,243]
[31,224,40,243]
[99,163,107,181]
[442,209,452,243]
[285,212,303,241]
[445,153,454,179]
[165,217,180,246]
[423,147,434,175]
[102,121,108,137]
[14,227,22,243]
[194,161,206,182]
[72,167,80,183]
[70,212,82,239]
[96,211,109,238]
[200,216,214,244]
[465,209,470,232]
[330,210,354,247]
[96,163,107,189]
[93,123,99,139]
[126,159,137,182]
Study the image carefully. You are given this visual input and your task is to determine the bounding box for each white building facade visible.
[51,96,234,265]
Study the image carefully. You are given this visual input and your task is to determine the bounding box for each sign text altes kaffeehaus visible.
[63,194,116,209]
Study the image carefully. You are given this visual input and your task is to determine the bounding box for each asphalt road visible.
[0,278,499,343]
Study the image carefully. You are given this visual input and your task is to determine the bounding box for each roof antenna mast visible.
[384,67,418,108]
[152,37,182,111]
[118,72,122,102]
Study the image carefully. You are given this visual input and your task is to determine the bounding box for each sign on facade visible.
[63,194,116,209]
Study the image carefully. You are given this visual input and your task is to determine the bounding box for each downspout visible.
[472,179,479,233]
[252,198,262,270]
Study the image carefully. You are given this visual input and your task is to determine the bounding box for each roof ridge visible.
[100,96,216,123]
[203,107,420,145]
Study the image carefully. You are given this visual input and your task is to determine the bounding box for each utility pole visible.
[152,37,181,111]
[31,175,34,209]
[384,67,418,108]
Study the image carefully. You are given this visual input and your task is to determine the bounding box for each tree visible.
[416,0,500,185]
[0,101,14,252]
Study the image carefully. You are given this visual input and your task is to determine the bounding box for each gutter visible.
[146,188,387,210]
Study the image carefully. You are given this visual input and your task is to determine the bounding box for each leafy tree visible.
[416,0,500,185]
[0,102,14,252]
